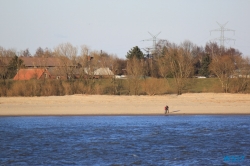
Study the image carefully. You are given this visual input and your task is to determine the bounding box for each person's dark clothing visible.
[165,105,169,114]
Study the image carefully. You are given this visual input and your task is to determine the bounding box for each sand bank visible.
[0,93,250,116]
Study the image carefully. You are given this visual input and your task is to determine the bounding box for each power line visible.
[210,22,235,47]
[142,32,162,52]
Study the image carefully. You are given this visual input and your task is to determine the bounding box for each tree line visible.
[0,40,250,96]
[126,40,250,94]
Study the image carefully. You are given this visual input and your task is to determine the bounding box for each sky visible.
[0,0,250,58]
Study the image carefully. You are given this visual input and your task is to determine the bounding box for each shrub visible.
[141,78,168,95]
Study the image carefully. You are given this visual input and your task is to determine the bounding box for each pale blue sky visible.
[0,0,250,58]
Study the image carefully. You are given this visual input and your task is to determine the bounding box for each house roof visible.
[20,57,62,67]
[13,69,46,80]
[83,67,114,75]
[94,68,114,75]
[47,67,66,77]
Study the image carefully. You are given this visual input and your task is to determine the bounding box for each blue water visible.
[0,116,249,165]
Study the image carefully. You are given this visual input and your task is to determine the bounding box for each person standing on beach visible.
[165,105,169,114]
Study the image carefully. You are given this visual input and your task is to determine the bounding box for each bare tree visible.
[231,56,250,93]
[44,48,55,57]
[157,55,171,79]
[77,45,90,79]
[0,47,10,81]
[0,47,19,81]
[126,57,145,95]
[19,48,31,57]
[209,45,243,93]
[163,43,194,95]
[34,47,44,57]
[205,42,221,56]
[78,47,113,94]
[54,43,78,80]
[209,55,236,92]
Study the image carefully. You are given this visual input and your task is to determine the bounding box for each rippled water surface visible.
[0,116,250,165]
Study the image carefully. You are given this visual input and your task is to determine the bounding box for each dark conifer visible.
[126,46,144,59]
[199,54,211,77]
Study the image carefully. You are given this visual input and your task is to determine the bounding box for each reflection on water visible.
[0,116,249,165]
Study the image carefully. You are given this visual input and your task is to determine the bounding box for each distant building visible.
[83,67,114,79]
[94,68,114,76]
[20,57,62,68]
[12,57,116,80]
[13,69,50,80]
[232,69,250,78]
[47,67,67,80]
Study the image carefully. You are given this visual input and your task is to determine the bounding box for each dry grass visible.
[141,78,168,95]
[0,78,249,97]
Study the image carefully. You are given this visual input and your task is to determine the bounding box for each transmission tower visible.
[142,32,162,52]
[210,22,235,47]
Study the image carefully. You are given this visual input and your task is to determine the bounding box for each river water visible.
[0,116,249,165]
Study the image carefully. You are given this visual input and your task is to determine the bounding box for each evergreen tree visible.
[126,46,144,59]
[199,54,211,77]
[7,55,23,78]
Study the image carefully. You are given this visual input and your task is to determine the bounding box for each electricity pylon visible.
[210,22,235,47]
[142,32,162,52]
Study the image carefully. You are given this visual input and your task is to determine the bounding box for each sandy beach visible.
[0,93,250,116]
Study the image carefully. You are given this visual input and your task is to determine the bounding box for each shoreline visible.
[1,114,250,117]
[1,93,250,116]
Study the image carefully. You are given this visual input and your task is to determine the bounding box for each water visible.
[0,116,249,165]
